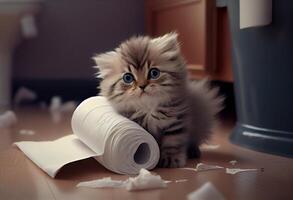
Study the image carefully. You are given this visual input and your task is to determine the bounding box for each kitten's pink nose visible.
[139,85,147,90]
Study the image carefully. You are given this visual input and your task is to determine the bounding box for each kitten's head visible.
[94,33,187,109]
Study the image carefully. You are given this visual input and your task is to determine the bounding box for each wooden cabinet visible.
[145,0,233,81]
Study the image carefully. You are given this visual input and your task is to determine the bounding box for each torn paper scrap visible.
[50,96,77,113]
[187,182,225,200]
[196,163,224,172]
[181,167,197,172]
[229,160,237,165]
[175,179,188,183]
[226,168,258,175]
[0,111,17,128]
[49,96,62,112]
[49,96,77,123]
[76,169,167,191]
[125,168,167,191]
[182,164,224,172]
[77,177,125,188]
[14,87,37,105]
[164,179,188,184]
[200,144,220,150]
[19,129,35,135]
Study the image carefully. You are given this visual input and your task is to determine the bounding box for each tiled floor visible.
[0,107,293,200]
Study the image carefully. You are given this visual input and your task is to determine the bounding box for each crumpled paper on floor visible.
[49,96,78,123]
[229,160,237,165]
[0,110,17,128]
[77,168,167,191]
[187,182,226,200]
[125,168,167,191]
[14,87,37,105]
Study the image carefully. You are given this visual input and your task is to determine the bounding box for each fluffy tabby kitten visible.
[94,33,223,168]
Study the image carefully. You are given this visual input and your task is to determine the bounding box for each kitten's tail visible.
[187,79,225,144]
[189,79,224,115]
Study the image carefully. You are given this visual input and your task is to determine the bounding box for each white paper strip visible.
[175,179,188,183]
[195,163,224,172]
[229,160,237,165]
[15,96,160,177]
[226,168,258,175]
[240,0,272,29]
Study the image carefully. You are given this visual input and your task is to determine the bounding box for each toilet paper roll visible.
[72,97,160,174]
[240,0,272,29]
[14,96,160,177]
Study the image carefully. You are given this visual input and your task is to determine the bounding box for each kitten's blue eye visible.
[123,73,134,84]
[148,68,160,79]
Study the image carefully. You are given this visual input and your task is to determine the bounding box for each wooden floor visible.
[0,106,293,200]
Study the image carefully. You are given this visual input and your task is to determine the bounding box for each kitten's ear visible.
[93,51,118,79]
[151,32,180,54]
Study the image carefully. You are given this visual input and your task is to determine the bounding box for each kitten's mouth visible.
[139,91,148,97]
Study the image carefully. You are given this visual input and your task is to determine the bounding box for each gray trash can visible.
[227,0,293,157]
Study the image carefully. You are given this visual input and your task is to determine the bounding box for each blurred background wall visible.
[12,0,144,101]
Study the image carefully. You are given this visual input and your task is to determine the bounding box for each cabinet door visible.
[146,0,217,79]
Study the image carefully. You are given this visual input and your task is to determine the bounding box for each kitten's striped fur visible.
[94,33,223,168]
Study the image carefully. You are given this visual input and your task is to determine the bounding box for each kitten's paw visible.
[158,153,186,168]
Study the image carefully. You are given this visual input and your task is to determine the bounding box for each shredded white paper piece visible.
[49,96,77,123]
[49,96,62,112]
[77,169,167,191]
[164,179,188,184]
[49,96,77,113]
[196,163,224,172]
[19,129,35,135]
[229,160,237,165]
[226,168,258,175]
[49,96,62,123]
[181,167,197,172]
[175,179,188,183]
[200,144,220,150]
[77,177,125,188]
[0,111,18,128]
[125,168,167,191]
[187,182,226,200]
[14,87,37,105]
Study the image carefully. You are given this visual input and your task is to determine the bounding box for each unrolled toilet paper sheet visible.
[14,97,160,177]
[15,135,97,177]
